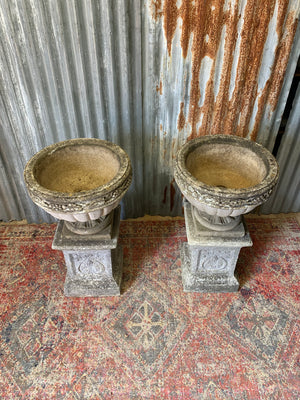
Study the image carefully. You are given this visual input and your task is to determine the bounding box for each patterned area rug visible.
[0,215,299,399]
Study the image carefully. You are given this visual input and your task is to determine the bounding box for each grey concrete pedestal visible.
[52,207,122,297]
[181,201,252,293]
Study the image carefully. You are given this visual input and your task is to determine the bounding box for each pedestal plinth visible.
[52,207,122,297]
[181,201,252,293]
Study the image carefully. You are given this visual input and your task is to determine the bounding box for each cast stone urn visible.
[24,138,132,296]
[174,134,279,231]
[24,138,132,233]
[174,134,279,293]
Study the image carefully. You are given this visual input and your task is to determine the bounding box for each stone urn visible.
[24,138,132,233]
[24,138,132,296]
[174,134,279,231]
[174,134,279,293]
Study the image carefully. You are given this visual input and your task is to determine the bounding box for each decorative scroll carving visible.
[78,258,105,276]
[196,249,232,273]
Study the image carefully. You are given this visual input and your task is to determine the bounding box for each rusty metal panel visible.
[257,18,300,151]
[261,82,300,213]
[0,0,299,222]
[147,0,299,143]
[143,0,300,215]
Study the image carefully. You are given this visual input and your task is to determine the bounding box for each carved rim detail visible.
[174,135,279,210]
[24,138,132,214]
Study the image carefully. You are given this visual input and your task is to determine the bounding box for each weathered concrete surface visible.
[174,135,279,223]
[181,201,252,293]
[52,207,123,297]
[24,138,132,222]
[63,247,123,297]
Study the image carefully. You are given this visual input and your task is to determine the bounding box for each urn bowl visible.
[24,138,132,223]
[174,135,279,230]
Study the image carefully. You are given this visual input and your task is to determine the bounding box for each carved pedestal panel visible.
[63,248,122,297]
[52,207,122,297]
[181,201,252,293]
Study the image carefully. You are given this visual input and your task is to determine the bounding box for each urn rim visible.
[24,138,132,214]
[174,134,279,209]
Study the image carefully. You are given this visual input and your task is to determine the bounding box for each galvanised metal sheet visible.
[143,0,300,215]
[0,0,299,222]
[0,0,144,222]
[261,82,300,214]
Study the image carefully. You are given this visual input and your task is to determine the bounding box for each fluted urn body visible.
[174,135,279,230]
[24,138,132,233]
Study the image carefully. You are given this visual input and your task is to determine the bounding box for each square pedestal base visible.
[182,202,252,293]
[52,207,123,297]
[63,246,123,297]
[181,243,240,293]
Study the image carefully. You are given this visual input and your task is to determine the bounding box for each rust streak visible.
[268,12,298,110]
[223,0,258,137]
[151,0,163,20]
[177,102,186,131]
[197,2,228,137]
[158,0,299,142]
[163,0,179,56]
[238,0,277,138]
[210,8,239,136]
[180,0,195,59]
[156,80,163,94]
[251,8,298,140]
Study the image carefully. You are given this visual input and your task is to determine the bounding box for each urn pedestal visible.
[52,207,122,297]
[181,201,252,292]
[24,138,132,297]
[174,135,279,293]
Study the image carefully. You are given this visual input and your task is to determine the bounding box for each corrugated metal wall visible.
[0,0,299,222]
[261,81,300,213]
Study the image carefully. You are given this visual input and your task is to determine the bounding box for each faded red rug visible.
[0,215,299,399]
